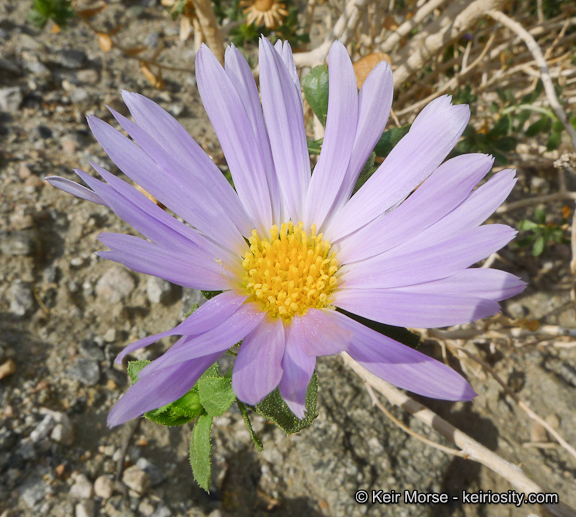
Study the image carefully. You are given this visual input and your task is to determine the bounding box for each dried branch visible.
[192,0,225,64]
[487,10,576,151]
[342,353,576,517]
[392,0,505,87]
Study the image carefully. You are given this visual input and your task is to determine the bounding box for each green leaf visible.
[518,219,539,231]
[353,151,377,194]
[201,290,221,301]
[189,413,213,492]
[302,65,329,127]
[200,363,221,379]
[525,116,552,137]
[535,207,546,224]
[374,125,411,157]
[255,373,319,434]
[532,235,545,256]
[489,116,511,137]
[127,360,151,385]
[197,377,236,417]
[144,407,195,427]
[237,401,263,451]
[547,130,562,151]
[337,308,421,349]
[307,138,323,155]
[493,136,517,152]
[168,389,204,418]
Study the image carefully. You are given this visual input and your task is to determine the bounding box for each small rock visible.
[70,256,85,268]
[138,499,155,516]
[0,359,16,380]
[103,328,117,343]
[151,504,172,517]
[10,211,34,230]
[96,266,136,304]
[59,49,88,69]
[30,413,57,442]
[75,500,95,517]
[143,31,160,48]
[9,280,35,316]
[94,475,114,499]
[70,473,94,499]
[64,358,100,386]
[146,277,173,304]
[32,125,53,140]
[19,163,32,179]
[76,69,100,84]
[79,340,105,361]
[70,88,89,104]
[1,230,38,256]
[25,174,45,189]
[0,86,23,113]
[16,33,44,51]
[51,421,75,445]
[20,478,48,508]
[122,465,150,494]
[136,458,165,487]
[24,60,50,75]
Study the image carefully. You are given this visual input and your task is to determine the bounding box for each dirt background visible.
[1,0,575,516]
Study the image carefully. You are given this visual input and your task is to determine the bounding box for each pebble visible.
[122,465,150,494]
[0,57,21,75]
[70,473,94,499]
[103,328,117,343]
[0,86,23,113]
[151,504,172,517]
[144,31,160,48]
[0,359,16,380]
[30,413,57,442]
[9,280,35,316]
[79,340,105,361]
[64,358,101,386]
[94,475,114,499]
[51,420,75,445]
[20,478,49,508]
[138,499,155,516]
[136,457,165,487]
[32,125,53,140]
[16,33,44,51]
[19,163,32,179]
[96,266,136,304]
[146,277,173,304]
[1,230,38,256]
[75,500,95,517]
[10,211,35,230]
[70,88,89,104]
[24,59,50,75]
[59,49,89,69]
[76,69,100,85]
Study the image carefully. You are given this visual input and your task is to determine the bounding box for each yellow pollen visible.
[241,221,340,320]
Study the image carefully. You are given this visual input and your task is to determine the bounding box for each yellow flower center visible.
[241,221,340,320]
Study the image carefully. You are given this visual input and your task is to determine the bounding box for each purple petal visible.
[97,233,235,291]
[337,153,494,264]
[196,45,276,234]
[259,37,310,222]
[119,91,254,238]
[273,40,302,107]
[107,352,221,427]
[138,302,266,375]
[291,309,353,356]
[330,61,394,217]
[45,176,106,205]
[326,97,470,242]
[225,45,282,223]
[333,312,476,400]
[87,115,246,253]
[415,169,517,242]
[304,41,358,230]
[115,291,248,363]
[233,316,285,405]
[334,289,500,328]
[340,224,517,289]
[398,269,526,301]
[278,328,316,419]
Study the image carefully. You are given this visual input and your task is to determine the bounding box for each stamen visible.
[241,221,340,320]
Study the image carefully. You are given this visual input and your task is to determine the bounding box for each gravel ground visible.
[1,1,576,516]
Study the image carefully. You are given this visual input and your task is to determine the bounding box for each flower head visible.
[240,0,289,29]
[47,38,525,427]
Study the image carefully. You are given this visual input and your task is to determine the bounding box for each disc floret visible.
[242,221,340,320]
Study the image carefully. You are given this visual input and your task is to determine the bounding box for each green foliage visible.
[302,65,329,127]
[517,207,570,257]
[201,290,221,301]
[254,373,319,434]
[373,125,411,157]
[237,401,264,451]
[189,413,213,492]
[353,151,378,194]
[197,377,236,417]
[27,0,75,29]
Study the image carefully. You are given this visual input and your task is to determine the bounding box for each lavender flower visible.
[47,38,525,427]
